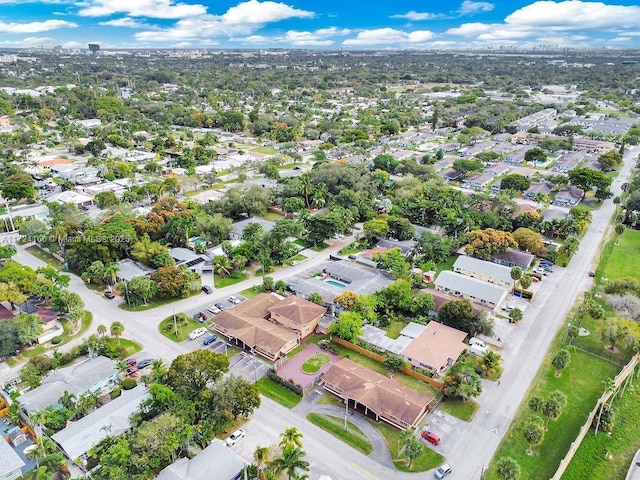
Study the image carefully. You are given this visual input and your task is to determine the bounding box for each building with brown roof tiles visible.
[322,358,433,431]
[211,311,298,361]
[400,322,468,375]
[228,292,282,318]
[267,296,326,339]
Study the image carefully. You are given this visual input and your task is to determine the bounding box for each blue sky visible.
[0,0,639,50]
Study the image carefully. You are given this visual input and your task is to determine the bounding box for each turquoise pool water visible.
[326,280,346,288]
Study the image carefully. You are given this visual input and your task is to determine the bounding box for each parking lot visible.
[229,351,270,383]
[187,294,248,324]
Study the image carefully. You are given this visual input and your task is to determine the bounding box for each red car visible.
[421,430,440,445]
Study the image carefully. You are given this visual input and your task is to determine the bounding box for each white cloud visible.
[610,36,631,43]
[61,40,83,48]
[0,0,69,3]
[314,27,351,37]
[135,1,316,43]
[231,26,348,46]
[221,0,314,25]
[390,10,441,21]
[459,1,494,15]
[0,19,77,33]
[0,36,54,46]
[343,28,434,46]
[233,34,271,44]
[284,31,334,46]
[99,17,146,28]
[76,0,207,19]
[447,1,640,45]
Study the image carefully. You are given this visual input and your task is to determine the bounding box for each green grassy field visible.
[300,353,331,373]
[214,273,248,288]
[25,245,65,269]
[252,146,278,154]
[563,380,640,480]
[486,350,620,480]
[307,413,373,455]
[256,377,302,408]
[602,229,640,283]
[373,421,444,472]
[239,286,264,299]
[383,321,406,339]
[439,398,480,422]
[158,313,205,343]
[119,290,200,311]
[105,337,143,358]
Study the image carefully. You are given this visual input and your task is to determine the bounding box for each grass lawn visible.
[486,350,620,480]
[240,286,265,299]
[119,290,200,312]
[339,242,366,256]
[563,379,640,480]
[383,321,406,340]
[439,398,480,422]
[256,377,302,408]
[257,211,285,221]
[307,413,373,455]
[105,337,143,358]
[436,255,457,275]
[330,341,441,399]
[284,253,307,266]
[25,245,65,269]
[373,421,444,472]
[300,353,331,374]
[287,334,327,358]
[214,273,248,289]
[318,393,345,407]
[602,229,640,283]
[158,313,205,343]
[311,243,329,252]
[252,146,278,154]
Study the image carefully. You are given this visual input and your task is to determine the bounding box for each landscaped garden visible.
[300,353,331,374]
[373,421,444,472]
[158,313,205,342]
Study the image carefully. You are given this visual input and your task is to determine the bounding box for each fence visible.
[550,353,639,480]
[331,337,444,390]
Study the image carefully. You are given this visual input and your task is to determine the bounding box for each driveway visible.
[229,352,270,383]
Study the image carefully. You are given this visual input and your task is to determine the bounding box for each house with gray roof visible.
[523,181,553,201]
[18,356,118,414]
[117,258,155,282]
[434,271,508,311]
[229,217,276,240]
[462,173,493,190]
[453,255,514,288]
[155,440,245,480]
[52,387,150,462]
[553,186,585,207]
[0,438,25,480]
[168,247,211,273]
[491,248,535,270]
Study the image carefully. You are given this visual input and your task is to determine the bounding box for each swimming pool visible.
[326,280,346,288]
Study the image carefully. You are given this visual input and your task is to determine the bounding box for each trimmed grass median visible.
[158,313,204,343]
[300,353,331,374]
[307,413,373,455]
[374,421,444,472]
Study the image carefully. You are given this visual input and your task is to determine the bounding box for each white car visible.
[207,305,221,314]
[189,327,208,340]
[225,428,245,446]
[228,296,241,305]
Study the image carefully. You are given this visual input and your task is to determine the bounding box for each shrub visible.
[121,378,137,390]
[266,369,302,396]
[514,288,533,299]
[51,336,63,345]
[384,355,406,372]
[110,386,122,399]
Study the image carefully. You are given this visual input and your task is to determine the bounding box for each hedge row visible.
[266,368,303,396]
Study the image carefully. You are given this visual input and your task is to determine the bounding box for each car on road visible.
[136,358,154,369]
[104,291,115,299]
[421,430,440,445]
[225,428,245,447]
[201,285,213,294]
[214,303,226,311]
[202,334,218,346]
[434,463,452,479]
[228,296,241,304]
[589,271,596,277]
[189,327,208,340]
[206,305,221,314]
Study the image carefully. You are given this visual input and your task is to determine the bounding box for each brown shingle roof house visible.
[322,358,433,430]
[400,321,468,374]
[268,296,326,338]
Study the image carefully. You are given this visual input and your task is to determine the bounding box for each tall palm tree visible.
[58,391,76,410]
[270,445,309,480]
[213,255,231,279]
[254,445,270,480]
[110,321,125,345]
[97,324,107,337]
[150,359,167,383]
[298,174,314,209]
[49,223,68,252]
[279,427,304,450]
[104,263,120,290]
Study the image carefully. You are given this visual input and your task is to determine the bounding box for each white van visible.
[468,337,489,357]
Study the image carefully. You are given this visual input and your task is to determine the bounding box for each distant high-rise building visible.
[88,44,100,55]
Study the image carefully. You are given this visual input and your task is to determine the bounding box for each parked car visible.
[225,428,246,447]
[203,334,218,346]
[434,463,452,479]
[589,271,596,277]
[214,303,226,311]
[104,291,115,299]
[189,327,208,340]
[201,285,213,294]
[228,296,241,305]
[193,312,207,323]
[136,358,154,369]
[125,357,137,367]
[207,305,221,315]
[421,430,440,445]
[126,366,138,376]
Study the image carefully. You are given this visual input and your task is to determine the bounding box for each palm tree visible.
[97,324,107,337]
[68,306,83,332]
[49,223,67,252]
[559,237,579,257]
[254,445,270,480]
[270,445,310,480]
[110,321,125,345]
[58,391,76,410]
[510,267,522,294]
[279,427,304,450]
[150,359,167,383]
[213,255,231,279]
[298,174,314,209]
[104,263,120,290]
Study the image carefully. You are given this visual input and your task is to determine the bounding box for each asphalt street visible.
[2,146,637,479]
